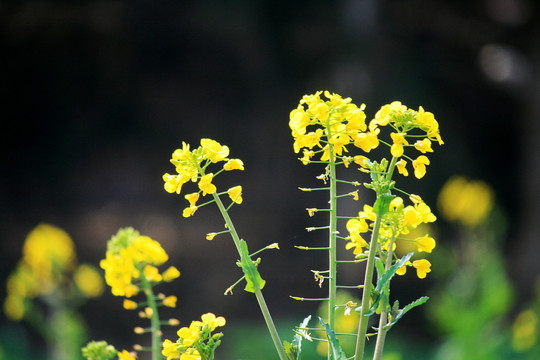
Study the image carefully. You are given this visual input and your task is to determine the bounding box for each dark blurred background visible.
[2,0,540,358]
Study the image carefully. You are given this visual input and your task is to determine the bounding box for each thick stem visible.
[138,268,161,360]
[355,157,398,360]
[353,211,384,360]
[212,192,288,360]
[372,231,396,360]
[328,151,338,334]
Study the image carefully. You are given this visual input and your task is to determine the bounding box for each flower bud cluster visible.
[100,227,180,298]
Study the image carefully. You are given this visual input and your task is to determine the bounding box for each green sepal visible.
[318,317,347,360]
[238,239,266,293]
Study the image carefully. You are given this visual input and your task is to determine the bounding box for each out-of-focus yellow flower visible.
[100,229,173,297]
[74,264,104,298]
[23,224,76,290]
[163,295,177,308]
[512,309,537,351]
[123,299,138,310]
[437,176,495,227]
[162,266,180,282]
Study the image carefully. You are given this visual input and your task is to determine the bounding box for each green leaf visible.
[238,239,266,293]
[383,296,429,331]
[375,252,413,293]
[318,317,347,360]
[291,315,312,360]
[356,253,414,316]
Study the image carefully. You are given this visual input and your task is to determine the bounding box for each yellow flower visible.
[162,339,181,360]
[182,206,198,218]
[162,266,180,282]
[353,131,379,152]
[177,321,201,346]
[396,159,408,176]
[180,351,201,360]
[414,138,433,153]
[163,173,190,194]
[293,129,323,154]
[412,259,431,279]
[118,350,137,360]
[143,265,162,282]
[329,133,350,156]
[437,176,494,227]
[74,264,104,298]
[223,159,244,171]
[412,155,430,179]
[227,186,243,204]
[346,218,369,234]
[22,224,76,292]
[163,295,177,308]
[198,174,217,195]
[390,132,408,158]
[206,233,217,240]
[185,193,199,207]
[200,138,229,163]
[172,142,192,162]
[132,236,168,265]
[414,235,436,253]
[201,312,226,331]
[289,105,310,137]
[396,261,412,276]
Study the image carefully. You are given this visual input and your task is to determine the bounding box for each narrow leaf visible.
[383,296,429,331]
[238,239,266,293]
[318,317,347,360]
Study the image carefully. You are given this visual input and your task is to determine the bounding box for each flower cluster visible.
[162,313,226,360]
[290,92,443,179]
[81,340,137,360]
[289,91,369,164]
[100,227,180,298]
[163,138,244,218]
[346,195,437,279]
[4,224,104,321]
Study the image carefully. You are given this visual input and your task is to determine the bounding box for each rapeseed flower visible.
[100,228,174,297]
[437,176,494,227]
[164,138,245,215]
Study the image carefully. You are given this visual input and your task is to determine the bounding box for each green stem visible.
[355,157,398,360]
[211,192,288,360]
[372,231,396,360]
[138,267,162,360]
[353,209,384,360]
[328,152,338,337]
